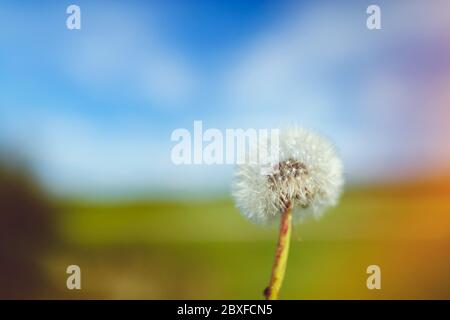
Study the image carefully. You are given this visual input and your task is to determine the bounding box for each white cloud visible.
[220,0,450,182]
[61,3,198,110]
[224,3,369,111]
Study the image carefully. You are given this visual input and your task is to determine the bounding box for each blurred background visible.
[0,0,449,299]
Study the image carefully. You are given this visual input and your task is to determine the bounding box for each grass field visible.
[37,181,450,299]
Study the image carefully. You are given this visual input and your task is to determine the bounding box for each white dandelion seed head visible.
[232,126,344,224]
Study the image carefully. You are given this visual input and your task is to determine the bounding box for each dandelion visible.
[232,125,344,299]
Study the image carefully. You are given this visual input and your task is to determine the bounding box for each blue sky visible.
[1,0,450,197]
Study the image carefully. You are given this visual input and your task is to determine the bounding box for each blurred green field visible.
[39,183,450,299]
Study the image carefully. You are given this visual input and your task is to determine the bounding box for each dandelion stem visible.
[264,202,292,300]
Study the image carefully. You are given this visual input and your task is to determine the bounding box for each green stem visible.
[264,202,292,300]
